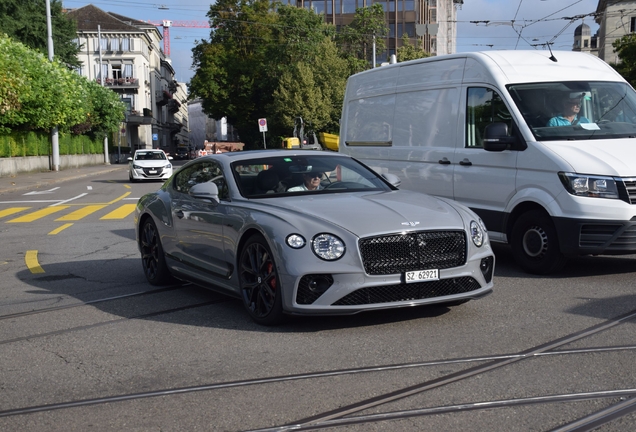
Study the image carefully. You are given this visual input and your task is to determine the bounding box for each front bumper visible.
[554,216,636,256]
[130,166,173,180]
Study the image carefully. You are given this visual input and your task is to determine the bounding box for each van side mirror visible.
[381,173,401,188]
[189,182,220,205]
[483,122,515,152]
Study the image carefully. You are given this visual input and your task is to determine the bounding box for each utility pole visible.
[98,25,110,165]
[45,0,59,172]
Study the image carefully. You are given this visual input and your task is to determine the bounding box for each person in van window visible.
[288,171,324,191]
[547,94,590,126]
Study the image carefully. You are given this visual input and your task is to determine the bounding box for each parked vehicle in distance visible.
[175,147,189,160]
[128,149,173,182]
[340,50,636,275]
[134,150,495,325]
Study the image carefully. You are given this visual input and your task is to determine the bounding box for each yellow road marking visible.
[25,250,45,273]
[0,207,30,218]
[56,205,107,221]
[7,206,70,223]
[107,192,131,205]
[100,204,136,220]
[124,184,131,189]
[49,223,73,235]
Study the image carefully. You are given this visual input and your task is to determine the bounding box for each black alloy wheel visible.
[510,210,567,275]
[140,218,172,285]
[239,235,284,325]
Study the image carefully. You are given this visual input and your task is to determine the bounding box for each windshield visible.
[232,155,393,198]
[134,151,167,161]
[508,81,636,141]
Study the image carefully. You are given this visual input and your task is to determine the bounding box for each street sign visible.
[258,118,268,132]
[152,133,158,141]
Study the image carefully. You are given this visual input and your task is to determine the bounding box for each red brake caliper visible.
[267,262,276,290]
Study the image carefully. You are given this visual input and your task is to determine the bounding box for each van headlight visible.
[312,234,345,260]
[559,172,619,199]
[470,220,484,247]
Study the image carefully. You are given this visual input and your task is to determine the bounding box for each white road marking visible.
[23,187,60,195]
[50,193,88,206]
[87,186,93,190]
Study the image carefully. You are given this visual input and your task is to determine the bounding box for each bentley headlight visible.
[559,172,619,199]
[312,234,345,260]
[470,220,484,247]
[286,234,306,249]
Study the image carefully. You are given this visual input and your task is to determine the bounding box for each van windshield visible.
[507,81,636,141]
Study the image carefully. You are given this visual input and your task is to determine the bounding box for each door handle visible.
[459,158,472,166]
[438,157,451,165]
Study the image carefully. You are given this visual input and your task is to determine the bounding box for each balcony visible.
[126,109,154,125]
[96,77,140,89]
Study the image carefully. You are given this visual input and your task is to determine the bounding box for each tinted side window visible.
[466,87,513,148]
[174,161,229,200]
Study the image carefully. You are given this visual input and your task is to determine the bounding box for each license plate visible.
[405,269,439,283]
[148,170,157,174]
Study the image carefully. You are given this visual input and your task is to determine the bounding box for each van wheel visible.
[511,210,567,275]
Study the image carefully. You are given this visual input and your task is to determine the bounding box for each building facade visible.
[594,0,636,64]
[279,0,462,61]
[66,5,188,155]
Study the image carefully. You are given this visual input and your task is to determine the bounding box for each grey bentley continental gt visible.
[134,150,494,325]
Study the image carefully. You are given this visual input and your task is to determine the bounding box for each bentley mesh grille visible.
[332,277,481,306]
[358,231,466,275]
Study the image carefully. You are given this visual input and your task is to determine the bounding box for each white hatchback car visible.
[128,150,173,182]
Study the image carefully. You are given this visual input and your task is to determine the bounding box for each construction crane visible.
[145,20,210,56]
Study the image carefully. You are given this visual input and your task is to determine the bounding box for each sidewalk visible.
[0,164,127,195]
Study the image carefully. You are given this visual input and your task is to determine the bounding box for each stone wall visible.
[0,154,110,177]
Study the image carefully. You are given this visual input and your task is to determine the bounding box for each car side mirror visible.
[189,182,220,205]
[168,156,174,160]
[127,157,133,161]
[382,173,401,188]
[483,122,515,152]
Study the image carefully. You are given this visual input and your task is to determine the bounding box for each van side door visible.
[453,87,518,236]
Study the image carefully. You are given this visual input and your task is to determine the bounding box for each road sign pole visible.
[262,131,267,149]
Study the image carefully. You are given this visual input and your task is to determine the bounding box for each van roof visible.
[347,51,624,96]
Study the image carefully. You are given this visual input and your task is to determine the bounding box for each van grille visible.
[619,178,636,204]
[358,231,466,275]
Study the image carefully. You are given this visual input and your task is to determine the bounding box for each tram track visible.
[0,285,183,320]
[0,335,634,425]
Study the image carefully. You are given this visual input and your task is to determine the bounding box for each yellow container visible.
[318,132,339,151]
[282,137,300,149]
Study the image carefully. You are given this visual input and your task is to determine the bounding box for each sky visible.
[62,0,601,85]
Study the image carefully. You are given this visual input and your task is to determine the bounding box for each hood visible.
[546,139,636,176]
[266,190,465,237]
[132,159,171,167]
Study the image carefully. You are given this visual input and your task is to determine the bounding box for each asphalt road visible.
[0,166,635,431]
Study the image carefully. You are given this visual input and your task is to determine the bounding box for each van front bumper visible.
[554,216,636,256]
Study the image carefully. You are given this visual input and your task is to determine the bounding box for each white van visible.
[340,50,636,274]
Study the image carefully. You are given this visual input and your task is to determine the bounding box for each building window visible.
[584,39,589,48]
[404,0,414,11]
[343,0,356,13]
[631,17,636,32]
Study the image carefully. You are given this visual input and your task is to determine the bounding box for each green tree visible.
[0,34,124,136]
[337,4,388,72]
[0,0,80,67]
[396,34,430,62]
[190,1,348,148]
[612,33,636,86]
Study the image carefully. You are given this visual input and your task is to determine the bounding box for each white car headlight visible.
[133,164,142,169]
[470,220,484,247]
[559,172,619,199]
[166,164,172,169]
[312,233,345,260]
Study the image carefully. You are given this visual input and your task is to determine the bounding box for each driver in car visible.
[288,171,324,191]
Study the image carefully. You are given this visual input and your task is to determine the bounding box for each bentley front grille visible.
[332,277,481,306]
[358,231,466,275]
